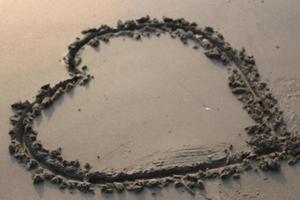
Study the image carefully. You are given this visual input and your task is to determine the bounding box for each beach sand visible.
[1,0,300,199]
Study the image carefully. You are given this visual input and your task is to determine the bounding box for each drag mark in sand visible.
[7,16,300,195]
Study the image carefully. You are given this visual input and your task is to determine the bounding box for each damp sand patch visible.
[34,35,252,171]
[8,16,300,196]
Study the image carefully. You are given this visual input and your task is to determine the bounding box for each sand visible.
[1,0,300,200]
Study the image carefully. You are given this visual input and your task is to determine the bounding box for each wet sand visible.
[1,0,300,200]
[35,35,252,171]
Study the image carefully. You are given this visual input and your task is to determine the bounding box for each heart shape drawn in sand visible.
[8,16,299,195]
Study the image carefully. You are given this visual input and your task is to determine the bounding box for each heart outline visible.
[8,16,297,195]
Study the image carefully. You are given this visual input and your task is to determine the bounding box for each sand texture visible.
[1,0,300,200]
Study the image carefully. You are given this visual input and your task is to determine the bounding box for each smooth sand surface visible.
[1,0,300,199]
[35,35,252,171]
